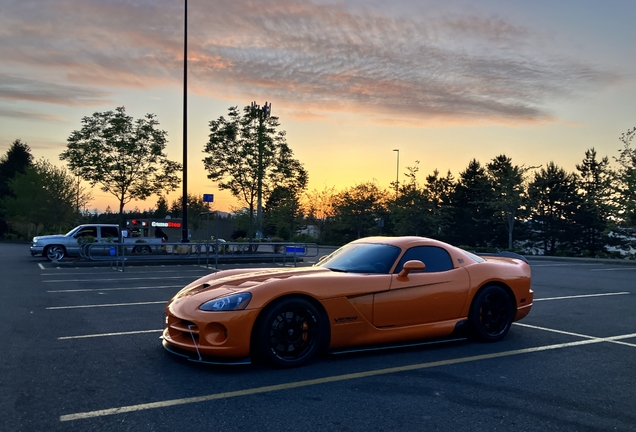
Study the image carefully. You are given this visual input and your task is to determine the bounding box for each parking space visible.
[2,243,635,432]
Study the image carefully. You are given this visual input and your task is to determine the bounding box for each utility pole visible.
[251,101,271,240]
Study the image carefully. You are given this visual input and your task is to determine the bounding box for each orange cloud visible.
[0,0,620,124]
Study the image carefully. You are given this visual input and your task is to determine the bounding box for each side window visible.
[394,246,454,273]
[74,227,97,239]
[100,226,119,239]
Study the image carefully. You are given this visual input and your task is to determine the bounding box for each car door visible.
[373,246,470,327]
[97,226,120,256]
[70,226,98,255]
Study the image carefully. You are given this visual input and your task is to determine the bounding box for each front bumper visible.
[162,306,260,361]
[30,245,44,256]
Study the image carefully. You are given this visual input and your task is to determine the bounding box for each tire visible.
[468,285,514,342]
[133,246,151,254]
[253,298,325,367]
[46,245,66,261]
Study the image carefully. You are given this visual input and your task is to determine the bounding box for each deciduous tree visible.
[203,105,308,239]
[1,159,91,236]
[332,182,387,241]
[390,162,433,237]
[60,107,182,226]
[302,186,337,242]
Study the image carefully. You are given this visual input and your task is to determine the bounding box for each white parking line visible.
[514,322,636,348]
[47,285,181,293]
[43,276,196,283]
[58,329,163,340]
[47,301,166,310]
[534,292,629,301]
[59,332,636,422]
[528,263,597,267]
[38,263,45,270]
[41,270,208,277]
[590,267,636,272]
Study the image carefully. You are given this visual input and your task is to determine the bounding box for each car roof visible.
[350,236,452,249]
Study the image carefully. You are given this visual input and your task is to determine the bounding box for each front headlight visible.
[199,292,252,311]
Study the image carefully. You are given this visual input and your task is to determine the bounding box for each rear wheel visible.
[133,246,151,254]
[253,298,325,367]
[46,245,66,261]
[469,285,514,342]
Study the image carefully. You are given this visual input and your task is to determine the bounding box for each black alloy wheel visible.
[254,298,324,367]
[469,285,514,342]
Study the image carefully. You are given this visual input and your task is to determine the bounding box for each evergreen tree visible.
[452,159,495,246]
[423,169,455,241]
[528,162,581,255]
[154,196,170,218]
[486,155,527,250]
[616,128,636,227]
[263,186,304,240]
[575,148,616,256]
[0,139,34,199]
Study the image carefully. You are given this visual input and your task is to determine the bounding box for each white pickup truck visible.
[30,224,164,261]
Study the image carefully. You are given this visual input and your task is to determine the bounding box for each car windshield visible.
[317,243,401,274]
[65,226,82,237]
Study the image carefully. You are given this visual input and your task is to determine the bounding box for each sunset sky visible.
[1,0,635,213]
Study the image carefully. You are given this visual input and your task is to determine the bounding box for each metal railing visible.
[80,241,320,271]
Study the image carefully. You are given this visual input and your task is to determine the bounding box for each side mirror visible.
[398,260,426,277]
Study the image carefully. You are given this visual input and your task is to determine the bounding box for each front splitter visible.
[162,339,251,365]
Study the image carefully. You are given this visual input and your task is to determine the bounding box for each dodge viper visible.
[162,236,533,367]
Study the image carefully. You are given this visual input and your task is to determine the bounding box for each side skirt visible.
[330,320,469,355]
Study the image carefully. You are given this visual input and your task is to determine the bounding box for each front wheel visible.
[253,298,325,367]
[46,245,66,261]
[469,285,514,342]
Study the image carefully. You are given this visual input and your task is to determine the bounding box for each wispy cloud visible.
[0,75,111,106]
[0,106,66,122]
[0,0,620,124]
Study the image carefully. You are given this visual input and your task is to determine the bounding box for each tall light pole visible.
[181,0,189,243]
[393,149,399,200]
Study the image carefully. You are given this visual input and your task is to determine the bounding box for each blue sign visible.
[203,194,214,203]
[109,247,116,256]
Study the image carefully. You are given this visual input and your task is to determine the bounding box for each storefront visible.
[125,218,184,242]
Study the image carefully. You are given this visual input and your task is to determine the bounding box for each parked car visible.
[30,224,164,261]
[162,236,533,367]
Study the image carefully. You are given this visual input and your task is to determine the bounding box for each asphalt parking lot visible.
[2,243,636,432]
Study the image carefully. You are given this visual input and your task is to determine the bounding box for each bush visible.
[291,233,318,243]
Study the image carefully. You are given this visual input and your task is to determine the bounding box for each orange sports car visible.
[162,236,533,367]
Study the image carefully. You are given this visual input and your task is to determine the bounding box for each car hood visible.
[167,266,393,315]
[33,234,67,242]
[174,267,331,300]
